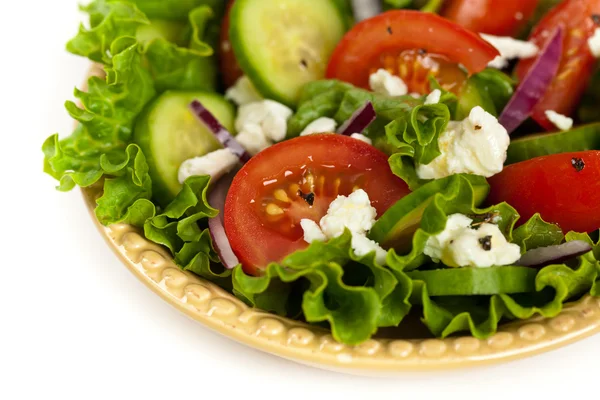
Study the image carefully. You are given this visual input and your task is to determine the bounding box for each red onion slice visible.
[516,240,592,268]
[351,0,382,21]
[337,101,377,136]
[208,173,239,269]
[498,27,564,134]
[189,100,251,163]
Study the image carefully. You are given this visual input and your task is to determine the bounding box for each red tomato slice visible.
[442,0,539,37]
[325,10,499,94]
[487,151,600,233]
[224,134,411,275]
[515,0,600,130]
[219,0,244,88]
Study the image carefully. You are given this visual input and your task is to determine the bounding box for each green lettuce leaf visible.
[66,0,150,64]
[512,214,564,252]
[232,230,413,345]
[143,175,231,285]
[142,6,218,92]
[129,0,226,21]
[43,39,156,225]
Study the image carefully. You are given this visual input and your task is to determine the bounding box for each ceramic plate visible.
[82,183,600,375]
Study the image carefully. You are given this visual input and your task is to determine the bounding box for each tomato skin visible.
[487,151,600,233]
[515,0,600,130]
[325,10,499,91]
[442,0,539,37]
[219,0,244,88]
[224,134,411,275]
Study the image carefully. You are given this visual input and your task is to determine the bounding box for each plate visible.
[78,65,600,375]
[82,182,600,375]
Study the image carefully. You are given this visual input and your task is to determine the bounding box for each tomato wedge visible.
[442,0,539,37]
[487,151,600,233]
[224,134,411,275]
[219,0,244,88]
[325,10,499,95]
[515,0,600,130]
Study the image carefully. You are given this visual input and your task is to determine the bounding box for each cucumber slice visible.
[506,123,600,165]
[407,266,538,296]
[134,91,235,206]
[229,0,347,106]
[369,175,489,251]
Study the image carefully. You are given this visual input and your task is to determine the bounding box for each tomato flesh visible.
[487,151,600,233]
[219,0,244,89]
[224,134,411,275]
[442,0,539,37]
[375,49,467,94]
[515,0,600,129]
[326,10,499,95]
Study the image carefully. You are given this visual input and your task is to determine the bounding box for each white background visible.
[2,1,599,399]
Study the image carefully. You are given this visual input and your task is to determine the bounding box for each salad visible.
[43,0,600,346]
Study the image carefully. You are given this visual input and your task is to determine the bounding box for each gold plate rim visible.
[82,185,600,375]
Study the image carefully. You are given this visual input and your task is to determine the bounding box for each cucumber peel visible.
[507,123,600,164]
[408,266,538,296]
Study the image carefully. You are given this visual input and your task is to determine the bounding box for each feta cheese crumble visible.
[416,106,510,180]
[588,28,600,58]
[225,76,263,106]
[480,33,539,69]
[424,89,442,105]
[299,117,337,136]
[545,110,573,131]
[350,133,372,144]
[300,189,387,265]
[424,214,521,268]
[369,69,408,97]
[178,148,239,184]
[234,100,293,155]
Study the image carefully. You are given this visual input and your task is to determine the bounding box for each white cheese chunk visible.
[350,133,372,144]
[300,219,327,243]
[299,117,337,136]
[225,76,263,106]
[233,99,293,155]
[545,110,573,131]
[319,189,377,238]
[178,149,238,184]
[299,189,388,264]
[424,214,521,268]
[369,68,408,97]
[424,89,442,105]
[588,28,600,58]
[235,124,272,155]
[416,106,509,179]
[351,234,388,265]
[480,33,539,69]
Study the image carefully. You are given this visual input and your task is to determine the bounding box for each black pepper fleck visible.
[418,48,427,55]
[592,14,600,25]
[300,59,308,68]
[479,235,492,251]
[387,26,393,34]
[298,190,315,206]
[474,124,482,130]
[571,157,585,172]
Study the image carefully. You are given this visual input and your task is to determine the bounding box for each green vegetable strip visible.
[408,267,539,296]
[506,123,600,165]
